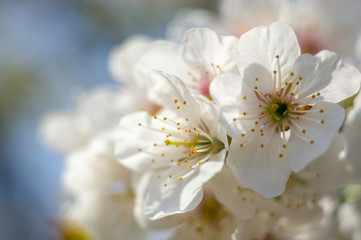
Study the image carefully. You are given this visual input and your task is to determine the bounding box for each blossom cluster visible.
[41,0,361,239]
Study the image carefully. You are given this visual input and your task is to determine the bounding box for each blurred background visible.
[0,0,215,239]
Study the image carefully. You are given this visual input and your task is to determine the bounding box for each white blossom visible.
[116,71,228,219]
[210,22,360,197]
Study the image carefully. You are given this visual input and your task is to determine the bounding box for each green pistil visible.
[268,100,289,121]
[164,139,211,146]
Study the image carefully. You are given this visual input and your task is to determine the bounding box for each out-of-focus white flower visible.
[167,0,361,59]
[209,134,351,221]
[62,133,147,240]
[40,87,134,154]
[108,35,152,84]
[210,22,360,197]
[116,71,228,219]
[232,205,328,240]
[134,28,237,98]
[338,201,361,240]
[343,93,361,177]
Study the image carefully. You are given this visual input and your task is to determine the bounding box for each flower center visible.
[267,100,289,121]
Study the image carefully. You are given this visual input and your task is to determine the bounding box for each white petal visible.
[133,40,191,86]
[210,73,243,109]
[287,101,345,171]
[108,35,151,83]
[147,71,203,122]
[182,28,238,74]
[210,166,257,220]
[144,150,225,219]
[115,112,174,172]
[301,134,352,194]
[294,51,361,103]
[236,22,300,74]
[227,132,291,198]
[133,172,186,230]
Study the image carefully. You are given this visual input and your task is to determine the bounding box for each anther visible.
[174,99,178,103]
[183,101,187,105]
[279,153,283,158]
[153,115,157,119]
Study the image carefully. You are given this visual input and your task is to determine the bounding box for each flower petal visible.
[236,22,300,74]
[294,51,361,103]
[227,131,291,198]
[287,101,345,171]
[182,28,238,74]
[144,150,225,219]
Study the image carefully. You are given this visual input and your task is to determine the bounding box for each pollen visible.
[320,120,324,124]
[260,144,264,148]
[282,144,287,149]
[320,109,324,113]
[259,104,262,108]
[196,132,200,136]
[254,86,258,90]
[163,117,167,120]
[310,140,314,144]
[302,130,306,134]
[161,127,165,131]
[169,175,172,178]
[188,165,192,168]
[279,153,283,158]
[240,143,243,148]
[243,112,247,116]
[176,105,180,109]
[243,96,247,100]
[179,176,183,180]
[273,70,277,74]
[255,121,259,125]
[184,159,188,162]
[164,183,167,187]
[174,99,178,103]
[276,55,279,59]
[185,118,189,121]
[183,101,187,105]
[254,77,258,81]
[153,115,157,119]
